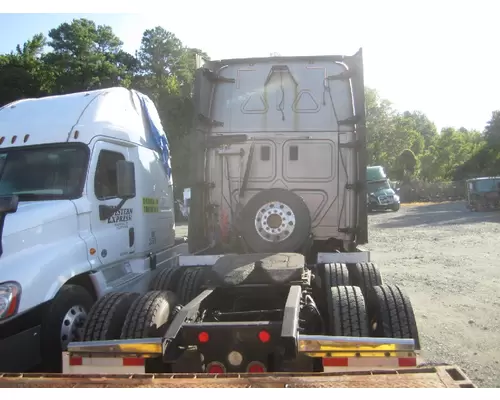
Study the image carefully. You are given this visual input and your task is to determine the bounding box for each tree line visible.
[1,18,498,193]
[365,88,499,183]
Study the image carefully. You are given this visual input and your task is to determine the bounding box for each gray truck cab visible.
[187,51,368,262]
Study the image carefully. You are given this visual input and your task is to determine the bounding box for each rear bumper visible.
[0,319,42,372]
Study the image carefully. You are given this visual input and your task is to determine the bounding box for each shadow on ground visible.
[374,201,500,229]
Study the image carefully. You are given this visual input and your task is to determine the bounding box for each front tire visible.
[41,284,94,372]
[392,203,401,212]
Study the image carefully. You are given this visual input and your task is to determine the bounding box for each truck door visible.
[89,142,136,266]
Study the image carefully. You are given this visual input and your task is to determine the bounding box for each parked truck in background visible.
[0,50,475,388]
[366,166,400,212]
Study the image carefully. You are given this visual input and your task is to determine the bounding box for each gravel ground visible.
[176,201,500,387]
[365,201,500,388]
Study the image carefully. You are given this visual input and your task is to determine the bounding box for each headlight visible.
[393,194,400,202]
[0,281,21,320]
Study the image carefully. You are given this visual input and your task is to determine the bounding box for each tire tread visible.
[329,285,369,337]
[120,291,177,339]
[83,291,139,341]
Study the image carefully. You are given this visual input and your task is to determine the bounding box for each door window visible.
[94,150,125,200]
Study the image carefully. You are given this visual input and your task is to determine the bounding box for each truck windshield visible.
[367,179,392,193]
[474,179,500,193]
[0,144,88,201]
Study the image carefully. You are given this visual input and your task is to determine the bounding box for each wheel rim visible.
[254,201,296,243]
[60,305,87,349]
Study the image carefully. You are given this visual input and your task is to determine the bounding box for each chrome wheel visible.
[60,305,87,349]
[254,201,296,243]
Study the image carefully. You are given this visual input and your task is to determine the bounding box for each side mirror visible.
[116,160,136,199]
[0,195,18,214]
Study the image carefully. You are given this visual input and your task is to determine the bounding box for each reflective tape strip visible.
[80,357,145,367]
[322,356,417,371]
[62,353,146,375]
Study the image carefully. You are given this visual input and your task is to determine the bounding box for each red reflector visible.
[247,362,266,373]
[123,357,145,366]
[258,330,270,343]
[207,362,225,374]
[322,357,349,367]
[198,331,210,343]
[69,356,82,366]
[398,357,417,367]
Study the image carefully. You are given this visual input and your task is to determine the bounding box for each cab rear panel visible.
[188,52,367,254]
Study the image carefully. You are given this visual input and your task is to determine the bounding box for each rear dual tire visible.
[82,291,140,341]
[82,290,179,342]
[327,285,369,337]
[121,291,179,339]
[347,262,383,295]
[151,265,207,305]
[324,274,419,350]
[365,284,420,349]
[82,267,207,343]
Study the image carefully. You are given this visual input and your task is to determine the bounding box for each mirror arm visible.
[99,198,127,221]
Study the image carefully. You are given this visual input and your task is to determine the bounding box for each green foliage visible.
[0,19,202,197]
[394,149,417,181]
[42,18,137,94]
[0,33,51,105]
[133,26,206,195]
[0,17,498,191]
[365,88,491,182]
[452,111,500,180]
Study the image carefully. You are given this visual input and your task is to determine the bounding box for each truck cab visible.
[188,51,368,261]
[0,88,184,372]
[366,166,400,212]
[465,176,500,211]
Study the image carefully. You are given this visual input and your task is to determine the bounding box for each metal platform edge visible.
[0,366,476,388]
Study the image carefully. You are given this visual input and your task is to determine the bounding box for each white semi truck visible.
[0,87,187,372]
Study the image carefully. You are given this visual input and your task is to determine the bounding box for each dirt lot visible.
[366,201,500,388]
[176,201,500,387]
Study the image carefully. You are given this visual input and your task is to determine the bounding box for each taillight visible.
[198,331,209,343]
[207,361,226,374]
[123,357,145,366]
[69,356,82,366]
[247,361,266,373]
[258,329,270,343]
